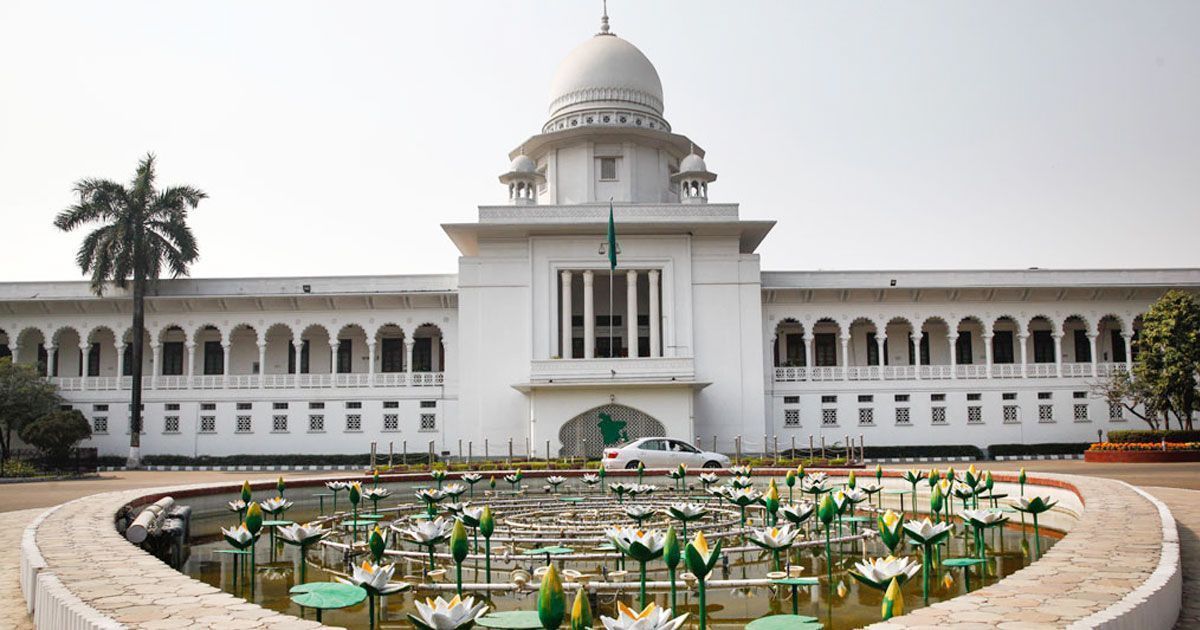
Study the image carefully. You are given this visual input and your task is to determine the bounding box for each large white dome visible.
[547,34,664,120]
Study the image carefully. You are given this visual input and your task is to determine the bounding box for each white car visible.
[601,437,731,470]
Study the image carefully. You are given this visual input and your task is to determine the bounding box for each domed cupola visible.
[671,148,717,204]
[543,7,669,134]
[498,153,543,205]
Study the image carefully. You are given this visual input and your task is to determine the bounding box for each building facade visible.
[1,16,1197,458]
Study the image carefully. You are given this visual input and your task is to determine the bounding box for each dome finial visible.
[599,0,613,35]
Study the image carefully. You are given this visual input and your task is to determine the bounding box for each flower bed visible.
[1085,441,1200,462]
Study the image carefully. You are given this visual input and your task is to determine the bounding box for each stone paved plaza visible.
[3,463,1198,629]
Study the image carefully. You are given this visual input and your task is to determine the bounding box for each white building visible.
[1,15,1197,459]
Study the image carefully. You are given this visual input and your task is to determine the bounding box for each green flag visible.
[606,202,618,270]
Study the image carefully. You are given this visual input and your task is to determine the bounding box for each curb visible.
[862,454,1083,464]
[100,464,363,472]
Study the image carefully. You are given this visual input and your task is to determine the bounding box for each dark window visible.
[595,336,622,358]
[237,402,252,410]
[383,401,399,409]
[866,333,880,366]
[967,393,982,401]
[162,341,184,376]
[931,393,946,402]
[993,331,1015,364]
[337,339,352,373]
[273,402,289,409]
[600,157,617,180]
[956,332,973,365]
[1037,392,1053,400]
[638,336,650,357]
[1033,331,1054,363]
[200,403,216,411]
[420,400,437,408]
[123,344,133,376]
[1111,330,1127,363]
[346,401,362,409]
[203,341,224,375]
[1002,392,1017,400]
[596,315,622,327]
[37,344,48,376]
[814,333,837,367]
[309,402,325,409]
[783,396,800,404]
[571,315,584,327]
[165,403,180,411]
[413,338,433,371]
[288,340,311,374]
[87,342,102,377]
[637,315,649,326]
[784,333,805,366]
[1073,329,1091,363]
[821,395,837,404]
[381,338,404,372]
[894,394,909,402]
[571,338,584,358]
[857,395,873,403]
[1073,391,1087,399]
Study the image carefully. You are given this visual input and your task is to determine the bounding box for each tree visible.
[54,154,205,468]
[0,358,62,475]
[1096,290,1200,432]
[1134,290,1200,431]
[19,409,92,469]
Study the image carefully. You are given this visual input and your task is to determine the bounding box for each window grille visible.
[235,416,252,433]
[164,416,180,433]
[784,409,800,427]
[237,402,252,411]
[419,413,437,432]
[783,396,800,404]
[383,414,399,431]
[1003,406,1020,424]
[1073,404,1090,423]
[420,400,437,409]
[309,402,325,410]
[383,401,399,409]
[895,408,911,425]
[345,414,362,432]
[821,395,837,404]
[1038,405,1055,423]
[931,407,947,425]
[821,409,838,427]
[273,402,288,410]
[346,401,362,409]
[93,417,108,433]
[200,416,216,433]
[1108,402,1125,422]
[272,415,288,432]
[308,415,325,432]
[858,408,875,426]
[201,403,216,411]
[857,395,873,403]
[967,406,983,424]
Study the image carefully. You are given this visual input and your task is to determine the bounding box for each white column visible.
[8,345,18,368]
[431,334,442,371]
[151,342,161,388]
[405,340,415,378]
[583,270,595,359]
[221,342,231,381]
[1087,333,1098,377]
[1019,333,1030,378]
[648,269,661,358]
[804,334,814,374]
[1053,333,1063,377]
[839,334,850,380]
[115,343,124,381]
[292,340,303,375]
[948,333,958,379]
[1122,332,1134,372]
[185,342,195,383]
[875,334,886,378]
[626,269,638,358]
[912,329,922,380]
[776,333,786,365]
[367,341,376,381]
[45,344,56,377]
[79,342,91,387]
[329,341,339,387]
[257,342,267,388]
[983,333,994,378]
[561,271,573,359]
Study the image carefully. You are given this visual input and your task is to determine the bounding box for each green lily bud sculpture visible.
[784,469,797,502]
[846,470,857,490]
[817,492,837,586]
[762,479,781,526]
[928,468,940,488]
[480,506,495,584]
[450,519,469,596]
[929,483,945,523]
[369,525,387,564]
[685,531,722,630]
[1012,495,1057,557]
[875,464,883,483]
[348,481,363,543]
[607,526,666,608]
[569,587,593,630]
[882,577,904,620]
[902,518,953,602]
[877,509,904,554]
[664,525,681,611]
[637,460,645,484]
[431,467,447,490]
[276,476,286,498]
[1018,467,1027,496]
[538,564,566,629]
[241,479,253,504]
[245,501,264,586]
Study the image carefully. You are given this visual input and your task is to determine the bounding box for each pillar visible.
[948,333,958,379]
[431,334,442,371]
[151,342,161,387]
[561,270,573,358]
[626,269,638,358]
[185,342,195,382]
[1087,333,1098,376]
[776,333,786,365]
[1053,333,1063,377]
[839,334,850,380]
[984,333,994,378]
[875,334,886,377]
[405,340,415,376]
[115,343,124,381]
[648,269,661,358]
[912,329,922,380]
[804,333,814,373]
[583,270,595,359]
[329,341,339,385]
[79,342,91,387]
[221,342,231,378]
[1019,333,1030,378]
[8,345,18,368]
[367,341,376,379]
[292,340,303,375]
[1122,332,1134,372]
[258,342,267,387]
[45,344,56,377]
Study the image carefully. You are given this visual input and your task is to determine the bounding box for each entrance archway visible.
[558,404,666,458]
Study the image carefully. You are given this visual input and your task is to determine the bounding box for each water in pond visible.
[180,475,1062,629]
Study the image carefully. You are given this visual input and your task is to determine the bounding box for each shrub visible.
[988,443,1091,457]
[861,445,984,460]
[1088,441,1200,452]
[1106,430,1200,444]
[18,410,91,466]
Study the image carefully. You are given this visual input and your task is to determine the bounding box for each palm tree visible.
[54,154,205,468]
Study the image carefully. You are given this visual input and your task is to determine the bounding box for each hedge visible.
[862,445,984,460]
[1106,430,1200,444]
[97,453,433,467]
[987,442,1091,457]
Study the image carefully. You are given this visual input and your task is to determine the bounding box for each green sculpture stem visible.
[639,559,648,608]
[823,526,832,586]
[484,537,492,585]
[1032,512,1042,558]
[456,559,463,596]
[921,542,932,602]
[667,565,677,612]
[368,593,376,630]
[697,576,708,630]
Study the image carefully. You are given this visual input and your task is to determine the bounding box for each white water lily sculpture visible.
[408,595,489,630]
[221,524,255,549]
[503,473,521,484]
[960,508,1009,528]
[902,518,953,545]
[460,506,485,527]
[259,496,293,515]
[841,488,868,505]
[443,483,467,498]
[628,483,658,497]
[705,486,730,499]
[325,481,349,491]
[416,488,447,503]
[581,473,600,485]
[726,487,762,506]
[729,465,752,477]
[339,560,409,596]
[806,472,828,484]
[607,526,666,560]
[400,517,455,544]
[443,501,470,515]
[859,482,883,495]
[747,525,800,550]
[849,555,921,590]
[226,499,247,513]
[278,522,328,546]
[546,475,566,486]
[600,602,688,630]
[781,502,815,525]
[698,473,719,486]
[362,487,391,501]
[461,473,483,484]
[625,505,657,521]
[729,476,754,489]
[801,477,830,494]
[666,503,707,521]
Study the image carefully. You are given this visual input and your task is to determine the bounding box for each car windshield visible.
[639,440,665,451]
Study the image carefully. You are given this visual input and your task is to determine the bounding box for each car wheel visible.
[703,460,722,469]
[625,460,641,470]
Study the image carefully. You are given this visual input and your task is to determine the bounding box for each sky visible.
[1,0,1197,282]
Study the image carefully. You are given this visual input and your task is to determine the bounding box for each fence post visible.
[485,438,489,462]
[712,435,717,453]
[735,435,742,465]
[820,436,826,460]
[773,435,779,465]
[790,436,796,462]
[546,440,551,464]
[403,440,407,466]
[428,441,435,470]
[468,441,473,463]
[388,441,394,468]
[859,434,865,464]
[369,441,377,469]
[763,434,768,460]
[458,439,463,462]
[508,438,513,466]
[808,435,814,461]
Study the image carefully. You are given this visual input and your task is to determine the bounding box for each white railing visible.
[883,365,916,380]
[190,375,226,389]
[411,372,445,387]
[809,366,841,381]
[956,364,988,379]
[50,377,83,391]
[529,357,694,383]
[374,372,408,387]
[84,376,122,391]
[921,365,954,379]
[155,376,189,390]
[846,366,880,381]
[1062,362,1091,377]
[1027,363,1057,378]
[773,366,808,382]
[772,359,1133,384]
[993,364,1022,378]
[1096,362,1126,377]
[261,374,296,389]
[334,373,373,388]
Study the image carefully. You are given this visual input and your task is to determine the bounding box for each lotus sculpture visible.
[747,524,799,571]
[399,516,455,571]
[546,476,567,493]
[607,526,666,607]
[683,531,722,630]
[849,555,921,591]
[903,518,953,601]
[408,595,488,630]
[600,602,688,630]
[278,522,329,581]
[339,560,411,628]
[665,503,707,536]
[1011,495,1058,556]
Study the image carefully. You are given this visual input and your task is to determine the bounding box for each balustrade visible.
[770,360,1131,384]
